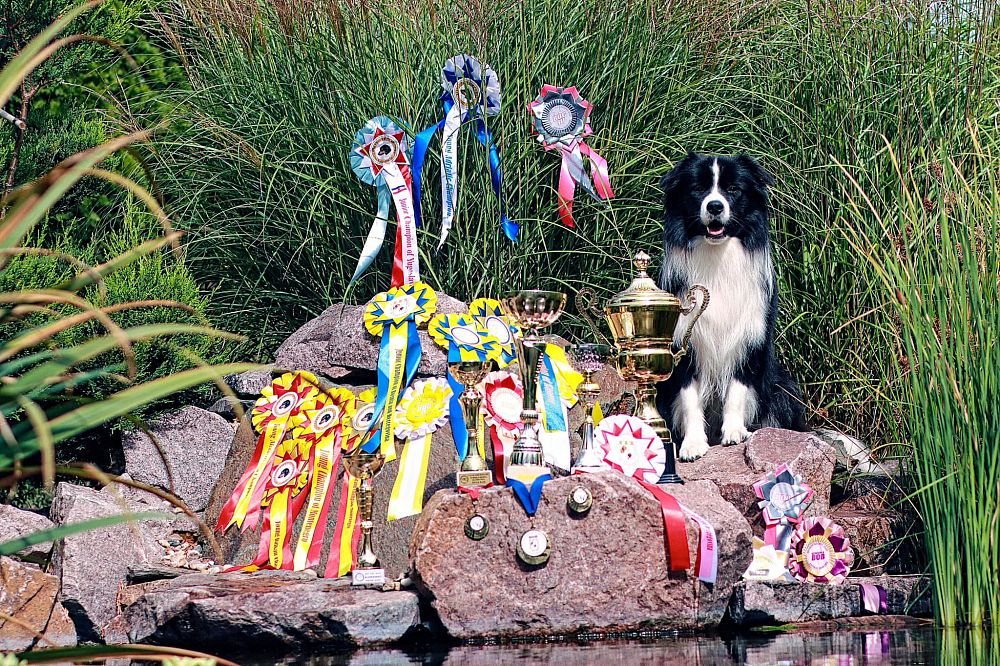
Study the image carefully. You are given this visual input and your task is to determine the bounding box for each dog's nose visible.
[706,200,725,216]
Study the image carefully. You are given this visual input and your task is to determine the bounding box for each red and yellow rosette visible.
[788,517,855,584]
[478,370,523,483]
[215,371,321,534]
[592,415,717,583]
[362,282,437,460]
[291,387,356,570]
[387,378,451,520]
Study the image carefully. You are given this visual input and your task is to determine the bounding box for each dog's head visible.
[660,153,774,249]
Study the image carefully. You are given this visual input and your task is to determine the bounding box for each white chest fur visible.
[666,239,772,398]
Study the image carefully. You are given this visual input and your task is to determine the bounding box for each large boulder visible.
[204,385,460,579]
[275,292,467,382]
[678,428,837,528]
[0,505,56,563]
[49,482,176,642]
[103,570,420,653]
[0,556,76,650]
[122,406,235,512]
[410,472,752,638]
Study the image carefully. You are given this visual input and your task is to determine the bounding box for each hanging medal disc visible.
[567,485,593,515]
[516,528,551,565]
[464,513,490,541]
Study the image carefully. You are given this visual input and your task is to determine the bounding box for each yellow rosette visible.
[387,378,451,520]
[468,297,520,368]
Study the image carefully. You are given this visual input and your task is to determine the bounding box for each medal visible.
[516,528,551,565]
[566,485,593,515]
[464,513,490,541]
[788,517,855,584]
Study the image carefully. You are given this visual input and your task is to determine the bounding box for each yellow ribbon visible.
[268,490,289,569]
[336,477,360,577]
[386,378,450,521]
[227,417,288,530]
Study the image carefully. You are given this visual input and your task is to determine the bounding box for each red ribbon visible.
[637,479,691,572]
[215,428,270,531]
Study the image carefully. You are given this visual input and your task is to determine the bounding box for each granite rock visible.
[122,406,235,512]
[0,556,76,650]
[831,503,921,576]
[225,370,274,398]
[410,472,752,638]
[678,428,837,528]
[49,482,175,642]
[728,575,932,626]
[204,384,460,579]
[0,504,56,562]
[103,570,420,652]
[275,292,466,382]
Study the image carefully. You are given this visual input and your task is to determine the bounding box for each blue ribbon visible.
[410,97,518,242]
[446,343,470,460]
[506,474,551,516]
[362,322,422,453]
[537,348,566,432]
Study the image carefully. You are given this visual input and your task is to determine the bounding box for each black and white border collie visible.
[657,152,806,461]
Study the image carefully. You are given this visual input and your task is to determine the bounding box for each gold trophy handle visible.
[673,284,710,361]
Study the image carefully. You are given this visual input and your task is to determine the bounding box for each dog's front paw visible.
[721,423,751,446]
[678,434,710,461]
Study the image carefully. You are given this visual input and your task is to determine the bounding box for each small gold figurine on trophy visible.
[343,449,387,586]
[500,290,567,480]
[449,359,494,488]
[567,342,612,472]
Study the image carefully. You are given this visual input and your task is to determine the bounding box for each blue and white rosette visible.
[412,54,517,246]
[349,116,418,289]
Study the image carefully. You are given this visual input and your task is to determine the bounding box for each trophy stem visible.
[356,475,379,568]
[511,335,545,469]
[450,360,494,488]
[572,372,605,471]
[636,381,683,484]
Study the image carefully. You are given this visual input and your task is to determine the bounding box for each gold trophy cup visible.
[449,359,494,488]
[343,449,387,585]
[604,251,709,484]
[566,342,612,472]
[500,290,567,479]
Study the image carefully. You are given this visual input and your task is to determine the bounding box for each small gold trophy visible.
[343,449,387,586]
[449,359,494,488]
[604,251,709,484]
[500,290,567,479]
[566,342,612,472]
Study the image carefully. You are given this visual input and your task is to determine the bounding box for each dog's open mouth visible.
[706,223,726,238]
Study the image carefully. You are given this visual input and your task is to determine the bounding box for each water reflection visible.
[261,627,999,666]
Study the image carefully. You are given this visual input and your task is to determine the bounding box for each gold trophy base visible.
[457,469,493,488]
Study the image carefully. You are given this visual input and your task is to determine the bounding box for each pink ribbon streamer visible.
[556,144,615,229]
[678,501,718,584]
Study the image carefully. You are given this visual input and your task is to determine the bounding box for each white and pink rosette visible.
[591,415,717,584]
[478,370,523,484]
[528,85,613,229]
[788,517,856,584]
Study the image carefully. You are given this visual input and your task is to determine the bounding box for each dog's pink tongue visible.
[708,225,725,236]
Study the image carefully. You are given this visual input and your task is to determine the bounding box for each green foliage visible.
[152,0,998,447]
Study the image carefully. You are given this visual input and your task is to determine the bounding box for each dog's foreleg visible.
[721,379,755,445]
[676,380,710,461]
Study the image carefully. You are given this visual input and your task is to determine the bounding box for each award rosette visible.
[215,371,320,534]
[387,378,451,520]
[428,312,503,461]
[349,116,419,288]
[528,85,613,228]
[362,283,437,461]
[411,54,517,245]
[468,297,519,367]
[742,536,795,582]
[592,415,718,583]
[478,370,523,483]
[788,517,856,584]
[753,463,814,552]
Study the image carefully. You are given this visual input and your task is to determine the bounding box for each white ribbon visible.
[439,103,464,249]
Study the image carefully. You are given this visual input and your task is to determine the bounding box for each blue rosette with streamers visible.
[428,313,503,460]
[362,283,437,456]
[468,297,519,367]
[411,54,517,246]
[349,116,419,289]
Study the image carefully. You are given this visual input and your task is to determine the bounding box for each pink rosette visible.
[788,517,856,584]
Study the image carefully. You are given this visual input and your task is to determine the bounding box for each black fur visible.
[656,153,806,447]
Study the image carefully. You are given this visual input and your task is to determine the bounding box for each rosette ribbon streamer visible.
[479,370,523,484]
[428,312,503,460]
[592,415,718,583]
[362,284,437,461]
[349,116,419,289]
[215,372,321,534]
[411,55,517,245]
[529,85,613,228]
[387,378,451,520]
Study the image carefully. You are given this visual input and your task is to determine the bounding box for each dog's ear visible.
[737,154,775,188]
[660,152,698,194]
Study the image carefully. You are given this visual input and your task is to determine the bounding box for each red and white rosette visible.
[788,517,856,584]
[478,370,523,484]
[592,415,718,583]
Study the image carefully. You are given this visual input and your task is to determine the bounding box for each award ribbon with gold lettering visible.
[387,378,451,520]
[788,517,855,584]
[479,370,523,484]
